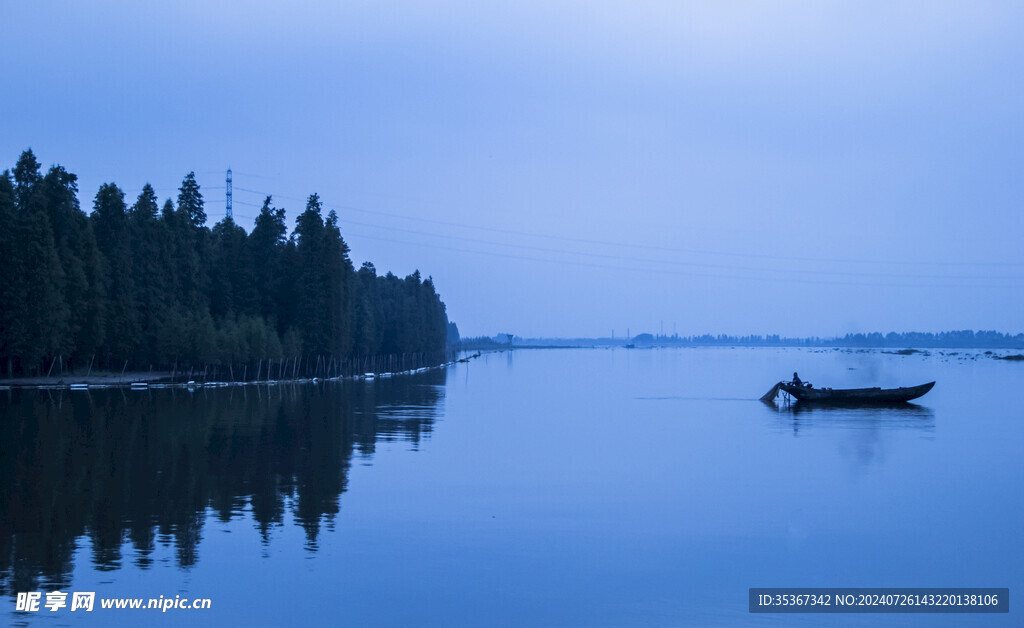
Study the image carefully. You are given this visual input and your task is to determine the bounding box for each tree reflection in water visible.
[0,371,445,595]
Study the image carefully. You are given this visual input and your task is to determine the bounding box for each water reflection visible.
[0,371,446,596]
[763,399,935,429]
[762,400,935,468]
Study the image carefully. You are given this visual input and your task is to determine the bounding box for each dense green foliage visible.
[0,150,451,377]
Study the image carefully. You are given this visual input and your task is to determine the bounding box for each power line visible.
[197,210,1021,288]
[340,230,1020,289]
[222,180,1023,269]
[219,187,1024,281]
[335,218,1022,282]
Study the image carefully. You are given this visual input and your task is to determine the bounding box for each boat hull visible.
[779,381,935,404]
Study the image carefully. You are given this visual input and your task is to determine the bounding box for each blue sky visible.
[2,1,1022,337]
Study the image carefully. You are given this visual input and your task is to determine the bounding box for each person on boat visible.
[792,372,803,386]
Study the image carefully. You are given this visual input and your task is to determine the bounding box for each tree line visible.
[661,330,1024,348]
[0,150,452,378]
[462,330,1024,349]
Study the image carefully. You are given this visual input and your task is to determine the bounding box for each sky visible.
[2,1,1023,338]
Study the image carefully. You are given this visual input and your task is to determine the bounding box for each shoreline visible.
[0,352,485,391]
[3,347,1020,391]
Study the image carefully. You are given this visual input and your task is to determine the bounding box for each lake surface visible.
[2,347,1021,626]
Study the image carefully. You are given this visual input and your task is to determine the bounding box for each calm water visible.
[2,347,1021,626]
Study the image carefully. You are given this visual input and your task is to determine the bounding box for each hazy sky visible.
[3,1,1022,338]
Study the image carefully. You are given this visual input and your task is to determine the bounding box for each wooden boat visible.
[773,381,935,404]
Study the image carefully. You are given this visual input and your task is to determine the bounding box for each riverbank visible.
[0,371,173,387]
[0,352,485,391]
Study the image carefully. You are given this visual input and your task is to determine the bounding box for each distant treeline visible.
[489,330,1024,349]
[0,150,451,377]
[650,330,1024,348]
[458,336,510,350]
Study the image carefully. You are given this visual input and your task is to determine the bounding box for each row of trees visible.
[462,330,1024,349]
[0,150,452,377]
[662,330,1024,348]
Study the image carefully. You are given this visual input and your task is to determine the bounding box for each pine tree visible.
[323,210,353,357]
[277,238,300,344]
[10,199,68,373]
[352,263,379,355]
[293,194,328,356]
[9,151,71,373]
[41,165,105,363]
[0,172,16,374]
[249,196,287,324]
[12,149,42,209]
[177,172,206,229]
[92,183,140,364]
[209,216,255,319]
[168,175,207,309]
[130,184,168,362]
